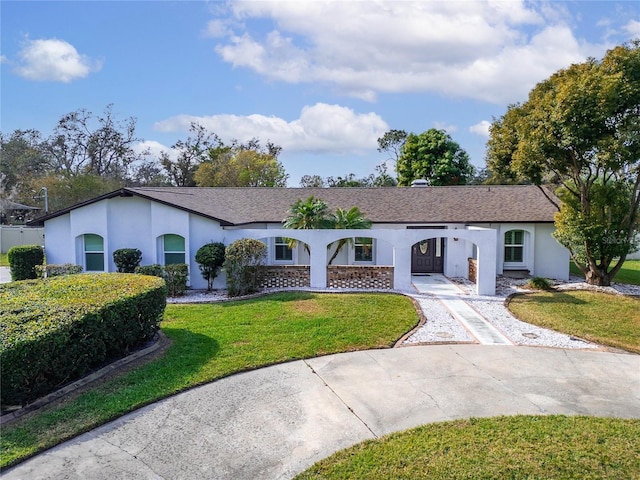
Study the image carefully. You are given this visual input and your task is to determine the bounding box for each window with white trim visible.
[84,234,104,272]
[163,234,186,265]
[504,230,524,263]
[274,237,293,262]
[354,237,373,262]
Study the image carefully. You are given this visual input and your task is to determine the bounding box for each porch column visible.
[393,245,412,291]
[309,241,327,288]
[476,232,497,295]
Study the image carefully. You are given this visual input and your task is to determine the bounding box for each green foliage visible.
[163,264,189,297]
[7,245,44,281]
[195,149,288,187]
[554,181,638,285]
[195,242,226,290]
[135,264,164,277]
[0,273,166,405]
[113,248,143,273]
[223,238,267,296]
[525,277,552,291]
[35,264,83,278]
[327,206,373,265]
[486,41,640,286]
[396,129,474,186]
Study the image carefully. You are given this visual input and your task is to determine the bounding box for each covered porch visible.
[224,227,498,295]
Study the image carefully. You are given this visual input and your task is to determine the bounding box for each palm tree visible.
[282,196,333,254]
[327,207,372,265]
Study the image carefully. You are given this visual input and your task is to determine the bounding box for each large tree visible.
[486,41,640,286]
[396,129,474,186]
[160,123,221,187]
[195,150,287,187]
[42,104,144,180]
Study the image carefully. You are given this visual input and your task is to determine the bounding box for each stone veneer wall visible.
[468,258,478,283]
[327,265,394,289]
[261,265,311,288]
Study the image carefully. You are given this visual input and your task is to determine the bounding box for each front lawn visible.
[0,292,418,468]
[570,259,640,285]
[508,290,640,353]
[295,415,640,479]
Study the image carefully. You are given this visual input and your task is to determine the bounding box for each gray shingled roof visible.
[125,185,558,225]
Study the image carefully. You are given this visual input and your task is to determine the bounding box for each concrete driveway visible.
[4,345,639,480]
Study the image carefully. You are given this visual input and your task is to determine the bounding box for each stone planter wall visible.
[261,265,311,288]
[327,265,394,289]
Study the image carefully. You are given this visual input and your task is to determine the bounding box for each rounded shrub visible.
[113,248,143,273]
[195,242,226,290]
[223,238,267,297]
[7,245,44,281]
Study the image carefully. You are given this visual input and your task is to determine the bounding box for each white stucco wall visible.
[44,196,574,295]
[533,223,570,280]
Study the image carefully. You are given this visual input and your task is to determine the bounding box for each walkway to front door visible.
[411,274,511,345]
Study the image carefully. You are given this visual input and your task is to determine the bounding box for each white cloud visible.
[624,20,640,37]
[154,103,388,154]
[210,1,605,104]
[0,55,7,64]
[433,122,458,133]
[134,140,175,160]
[15,38,102,82]
[469,120,492,137]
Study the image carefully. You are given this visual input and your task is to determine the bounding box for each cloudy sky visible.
[2,1,638,185]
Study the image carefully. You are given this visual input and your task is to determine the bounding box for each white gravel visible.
[168,276,639,350]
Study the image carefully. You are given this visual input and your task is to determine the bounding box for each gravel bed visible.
[403,293,475,344]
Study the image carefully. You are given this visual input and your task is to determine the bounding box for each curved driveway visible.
[5,345,640,480]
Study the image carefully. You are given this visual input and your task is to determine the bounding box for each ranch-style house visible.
[29,185,570,295]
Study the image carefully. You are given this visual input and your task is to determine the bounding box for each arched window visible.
[504,230,524,264]
[163,234,185,265]
[83,234,104,271]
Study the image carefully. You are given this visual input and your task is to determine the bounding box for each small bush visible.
[113,248,143,273]
[7,245,44,281]
[135,264,164,277]
[526,276,552,290]
[0,273,166,406]
[195,242,226,290]
[164,263,189,297]
[36,264,83,278]
[224,238,267,297]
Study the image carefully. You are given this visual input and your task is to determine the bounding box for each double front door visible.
[411,238,444,273]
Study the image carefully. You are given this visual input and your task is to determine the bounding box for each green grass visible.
[0,292,418,468]
[295,415,640,479]
[508,290,640,353]
[570,259,640,285]
[0,253,8,267]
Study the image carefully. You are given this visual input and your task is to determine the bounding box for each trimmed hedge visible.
[0,273,166,406]
[35,264,83,278]
[7,245,44,281]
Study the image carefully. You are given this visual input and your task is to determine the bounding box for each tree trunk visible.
[327,240,347,265]
[585,267,613,286]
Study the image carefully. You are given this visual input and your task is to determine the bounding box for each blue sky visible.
[2,1,639,186]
